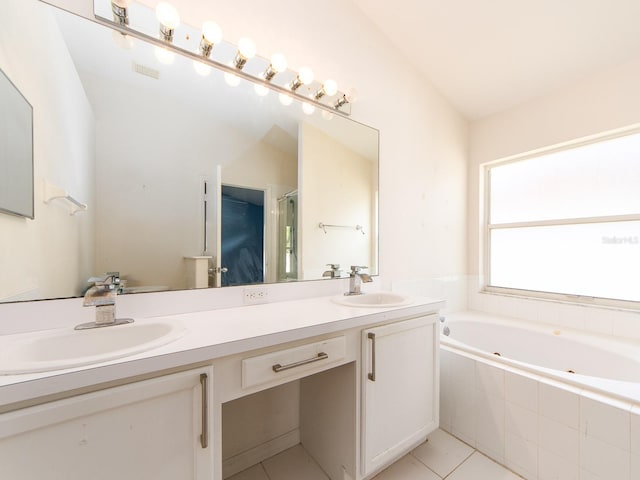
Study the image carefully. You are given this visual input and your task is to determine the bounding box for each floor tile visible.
[227,463,270,480]
[372,454,441,480]
[411,429,473,477]
[262,444,329,480]
[447,452,522,480]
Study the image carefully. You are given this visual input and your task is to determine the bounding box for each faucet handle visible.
[350,265,368,274]
[326,263,341,270]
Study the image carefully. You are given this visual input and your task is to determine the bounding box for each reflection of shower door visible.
[277,192,298,281]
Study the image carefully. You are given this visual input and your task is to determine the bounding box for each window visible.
[484,130,640,306]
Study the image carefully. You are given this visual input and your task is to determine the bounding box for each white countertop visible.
[0,295,443,410]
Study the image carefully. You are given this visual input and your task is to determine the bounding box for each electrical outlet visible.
[243,286,269,305]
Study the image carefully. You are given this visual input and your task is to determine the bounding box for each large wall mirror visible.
[0,0,379,303]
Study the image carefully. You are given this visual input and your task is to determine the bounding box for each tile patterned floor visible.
[228,429,524,480]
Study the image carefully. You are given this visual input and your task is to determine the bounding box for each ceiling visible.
[351,0,640,120]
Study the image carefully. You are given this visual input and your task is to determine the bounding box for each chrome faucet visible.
[345,265,373,296]
[323,263,342,279]
[76,273,134,330]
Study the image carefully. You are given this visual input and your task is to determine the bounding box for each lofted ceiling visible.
[350,0,640,120]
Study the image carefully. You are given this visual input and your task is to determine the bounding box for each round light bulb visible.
[270,53,288,73]
[193,60,211,77]
[224,71,241,87]
[345,87,359,103]
[279,93,293,106]
[238,37,256,59]
[302,102,315,115]
[321,110,334,121]
[202,21,223,44]
[154,46,175,65]
[112,0,132,7]
[111,30,134,50]
[298,67,314,85]
[323,79,338,96]
[254,84,269,97]
[156,2,180,29]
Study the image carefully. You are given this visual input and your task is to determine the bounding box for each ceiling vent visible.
[132,62,160,80]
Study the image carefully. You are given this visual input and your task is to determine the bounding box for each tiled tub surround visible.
[440,311,640,480]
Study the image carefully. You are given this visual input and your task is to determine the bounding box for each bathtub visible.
[439,311,640,480]
[441,311,640,403]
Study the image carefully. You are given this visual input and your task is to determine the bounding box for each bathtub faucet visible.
[345,265,372,296]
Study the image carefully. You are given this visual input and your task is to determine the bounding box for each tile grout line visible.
[408,445,476,479]
[440,449,476,479]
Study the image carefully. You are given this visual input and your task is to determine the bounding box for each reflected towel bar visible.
[318,222,365,235]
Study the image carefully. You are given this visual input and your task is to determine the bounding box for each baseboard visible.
[222,428,301,478]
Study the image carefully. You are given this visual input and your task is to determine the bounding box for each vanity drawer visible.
[242,336,346,388]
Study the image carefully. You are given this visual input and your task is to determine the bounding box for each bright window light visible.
[486,130,640,305]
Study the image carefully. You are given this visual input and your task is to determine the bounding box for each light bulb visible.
[200,21,222,57]
[156,2,180,42]
[224,71,241,87]
[154,46,175,65]
[238,37,256,59]
[321,110,334,120]
[335,87,359,109]
[302,102,315,115]
[202,21,223,44]
[254,84,269,97]
[298,67,314,85]
[314,78,338,100]
[279,93,293,106]
[263,53,287,81]
[193,60,211,77]
[290,67,314,91]
[345,88,359,103]
[234,37,256,69]
[156,2,180,28]
[323,79,338,96]
[111,30,134,50]
[270,53,288,73]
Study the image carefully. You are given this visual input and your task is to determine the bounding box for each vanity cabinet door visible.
[0,366,214,480]
[361,314,439,476]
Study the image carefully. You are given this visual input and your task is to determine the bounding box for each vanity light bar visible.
[99,1,354,117]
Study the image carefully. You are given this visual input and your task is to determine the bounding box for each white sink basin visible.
[0,320,185,375]
[332,292,412,308]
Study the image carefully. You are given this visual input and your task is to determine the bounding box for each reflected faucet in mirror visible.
[75,273,134,330]
[323,264,342,279]
[346,266,372,296]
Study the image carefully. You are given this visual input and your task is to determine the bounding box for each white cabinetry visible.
[361,315,439,476]
[0,366,214,480]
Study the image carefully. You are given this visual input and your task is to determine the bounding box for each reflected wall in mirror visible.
[0,0,379,303]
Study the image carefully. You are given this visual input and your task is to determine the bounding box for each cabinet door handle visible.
[367,332,376,381]
[199,373,208,449]
[272,352,329,372]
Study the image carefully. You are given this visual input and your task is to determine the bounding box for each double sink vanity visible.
[0,293,442,480]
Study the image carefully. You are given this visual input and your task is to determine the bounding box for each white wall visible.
[299,122,375,280]
[467,58,640,337]
[0,0,95,302]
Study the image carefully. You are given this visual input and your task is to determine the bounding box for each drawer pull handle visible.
[368,332,376,381]
[272,352,329,372]
[199,373,208,449]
